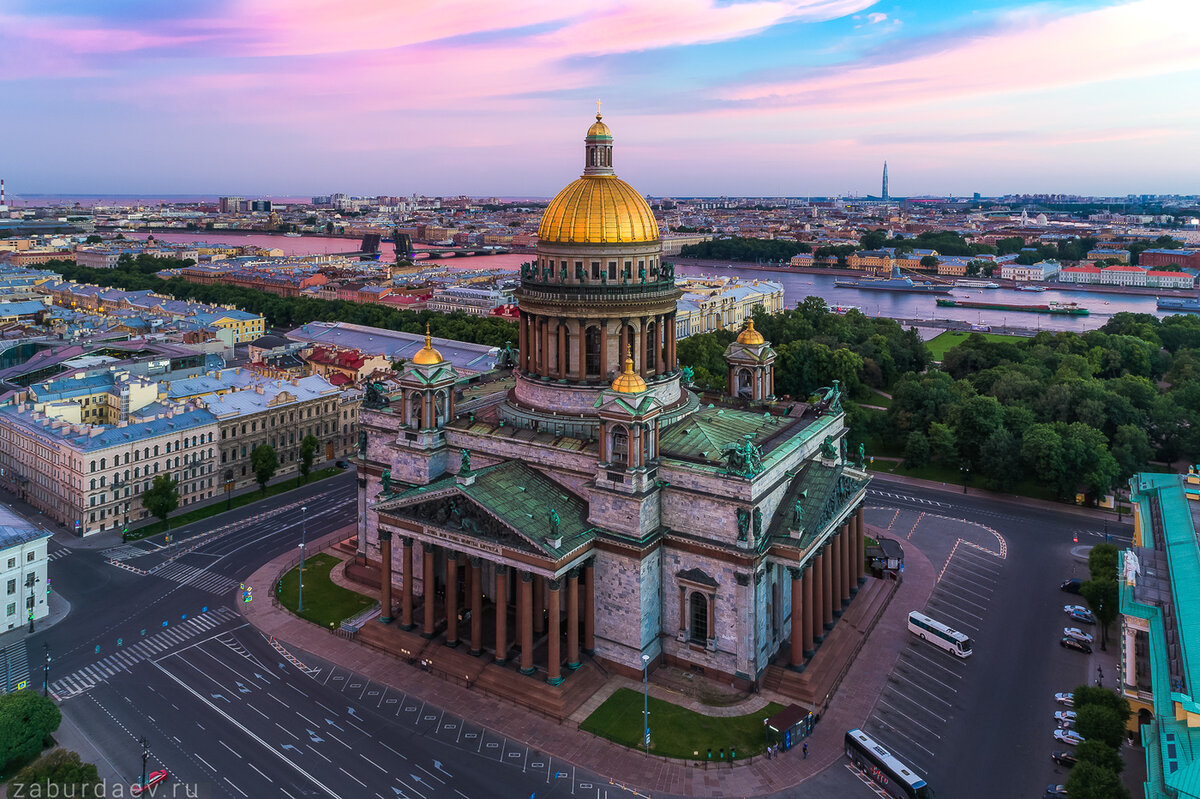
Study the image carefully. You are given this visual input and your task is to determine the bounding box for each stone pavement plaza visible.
[239,523,937,798]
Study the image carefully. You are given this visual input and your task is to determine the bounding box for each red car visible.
[130,770,168,796]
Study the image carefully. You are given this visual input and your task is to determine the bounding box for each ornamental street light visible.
[42,644,50,697]
[139,736,150,790]
[642,653,651,755]
[298,506,308,613]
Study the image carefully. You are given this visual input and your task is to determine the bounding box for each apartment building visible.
[0,503,52,631]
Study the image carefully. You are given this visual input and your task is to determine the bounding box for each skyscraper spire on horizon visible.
[881,161,889,201]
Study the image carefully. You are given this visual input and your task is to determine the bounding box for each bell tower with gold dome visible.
[503,113,697,438]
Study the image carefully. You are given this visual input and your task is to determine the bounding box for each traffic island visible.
[275,552,376,628]
[579,687,783,762]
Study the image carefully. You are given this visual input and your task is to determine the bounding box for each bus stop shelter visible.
[766,703,814,751]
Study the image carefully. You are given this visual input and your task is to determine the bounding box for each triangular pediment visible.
[372,461,594,558]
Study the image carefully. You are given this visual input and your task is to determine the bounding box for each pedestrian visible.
[803,742,808,759]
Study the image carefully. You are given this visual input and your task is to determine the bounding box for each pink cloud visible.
[721,0,1200,110]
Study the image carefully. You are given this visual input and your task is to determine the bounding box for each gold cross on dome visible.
[596,99,602,117]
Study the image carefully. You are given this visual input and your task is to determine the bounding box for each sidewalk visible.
[0,593,72,650]
[240,529,938,796]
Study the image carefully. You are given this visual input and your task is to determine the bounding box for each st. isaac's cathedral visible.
[355,114,870,696]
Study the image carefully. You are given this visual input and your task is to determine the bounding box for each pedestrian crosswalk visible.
[0,641,30,694]
[47,548,71,562]
[49,606,239,700]
[149,562,240,596]
[100,544,152,562]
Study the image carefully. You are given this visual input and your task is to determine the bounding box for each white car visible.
[1063,627,1094,644]
[1055,710,1078,725]
[1064,605,1096,624]
[1055,692,1075,707]
[1054,729,1085,746]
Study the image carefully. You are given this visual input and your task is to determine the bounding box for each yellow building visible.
[846,251,893,273]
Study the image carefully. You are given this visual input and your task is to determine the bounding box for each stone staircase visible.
[762,576,896,707]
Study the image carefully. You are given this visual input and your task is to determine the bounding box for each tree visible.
[0,691,62,771]
[1074,740,1123,774]
[903,431,931,469]
[141,475,179,531]
[1111,425,1154,480]
[978,429,1022,491]
[251,444,279,495]
[1065,760,1130,799]
[84,234,102,244]
[1072,684,1132,725]
[950,395,1005,470]
[1088,543,1120,581]
[1080,579,1119,650]
[928,422,958,465]
[9,749,101,794]
[299,434,319,485]
[1074,704,1125,749]
[1021,424,1066,497]
[919,255,939,270]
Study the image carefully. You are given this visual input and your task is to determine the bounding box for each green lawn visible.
[129,467,341,539]
[580,687,783,760]
[871,459,1062,503]
[925,331,1021,361]
[275,552,376,628]
[864,389,893,408]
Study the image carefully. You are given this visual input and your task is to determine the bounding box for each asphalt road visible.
[33,474,620,799]
[16,469,1136,798]
[809,476,1132,799]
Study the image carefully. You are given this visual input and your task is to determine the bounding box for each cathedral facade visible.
[356,115,869,687]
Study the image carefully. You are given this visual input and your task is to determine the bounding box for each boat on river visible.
[1157,296,1200,313]
[954,279,1000,289]
[834,267,952,294]
[936,298,1089,316]
[1014,285,1047,292]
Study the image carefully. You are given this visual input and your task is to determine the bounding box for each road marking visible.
[305,745,332,763]
[890,671,954,704]
[876,697,946,733]
[380,742,407,760]
[195,754,215,772]
[275,723,298,740]
[248,762,271,782]
[360,753,387,771]
[899,647,963,678]
[224,777,249,797]
[151,661,339,798]
[219,740,242,759]
[338,767,367,788]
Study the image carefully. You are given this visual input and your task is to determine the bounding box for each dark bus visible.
[845,729,933,799]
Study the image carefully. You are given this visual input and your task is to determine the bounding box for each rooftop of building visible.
[196,374,339,418]
[286,321,500,373]
[0,503,51,551]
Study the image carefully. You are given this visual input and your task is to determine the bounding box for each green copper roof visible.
[766,460,868,550]
[659,407,788,464]
[383,461,594,558]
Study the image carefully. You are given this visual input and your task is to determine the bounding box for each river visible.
[131,232,1182,333]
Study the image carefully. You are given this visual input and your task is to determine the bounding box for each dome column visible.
[575,319,586,380]
[600,320,609,380]
[518,310,527,371]
[638,319,648,378]
[557,318,567,379]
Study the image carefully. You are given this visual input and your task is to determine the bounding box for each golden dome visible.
[611,350,648,394]
[412,324,443,365]
[538,177,659,245]
[587,113,612,139]
[737,319,765,346]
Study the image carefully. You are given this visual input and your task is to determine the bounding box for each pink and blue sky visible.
[3,0,1198,197]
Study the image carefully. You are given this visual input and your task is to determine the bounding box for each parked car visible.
[130,771,169,797]
[1061,636,1093,654]
[1055,692,1075,707]
[1055,710,1078,725]
[1044,785,1069,797]
[1060,578,1082,594]
[1064,605,1096,624]
[1063,627,1094,644]
[1051,750,1078,767]
[1054,729,1085,746]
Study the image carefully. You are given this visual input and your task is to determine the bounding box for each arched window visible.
[611,426,629,466]
[585,326,601,377]
[689,592,709,644]
[100,458,106,470]
[737,368,753,397]
[645,321,657,372]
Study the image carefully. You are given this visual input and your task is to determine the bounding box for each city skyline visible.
[3,0,1199,197]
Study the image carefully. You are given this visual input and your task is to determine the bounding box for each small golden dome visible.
[538,176,659,245]
[587,113,612,139]
[737,319,765,346]
[611,350,647,394]
[412,324,443,365]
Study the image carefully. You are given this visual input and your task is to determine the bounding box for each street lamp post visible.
[224,469,234,511]
[960,462,970,495]
[642,653,651,755]
[27,578,37,633]
[42,644,50,697]
[139,737,150,789]
[298,506,308,613]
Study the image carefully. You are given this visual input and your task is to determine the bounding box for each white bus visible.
[908,611,972,658]
[845,729,934,799]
